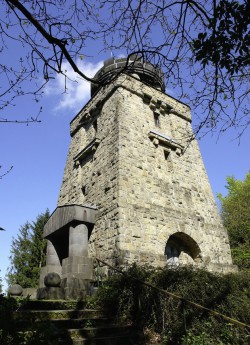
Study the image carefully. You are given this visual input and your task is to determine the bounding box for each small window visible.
[93,119,97,133]
[153,112,160,127]
[164,149,170,161]
[81,185,87,196]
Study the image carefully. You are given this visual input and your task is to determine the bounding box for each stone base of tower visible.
[112,248,238,274]
[203,262,238,274]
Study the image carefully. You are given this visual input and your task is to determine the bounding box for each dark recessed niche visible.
[82,185,87,196]
[154,112,160,127]
[164,150,170,161]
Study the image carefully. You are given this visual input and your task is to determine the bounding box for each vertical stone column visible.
[69,224,88,257]
[39,240,62,287]
[62,223,93,299]
[46,240,61,266]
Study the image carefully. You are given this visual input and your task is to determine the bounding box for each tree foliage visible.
[193,0,249,74]
[218,172,250,270]
[7,209,49,288]
[0,0,249,136]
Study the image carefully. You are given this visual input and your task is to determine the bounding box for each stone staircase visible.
[14,300,140,345]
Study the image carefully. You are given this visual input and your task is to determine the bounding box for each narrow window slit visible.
[154,112,160,127]
[164,149,170,161]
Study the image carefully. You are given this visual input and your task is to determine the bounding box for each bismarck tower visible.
[39,56,236,298]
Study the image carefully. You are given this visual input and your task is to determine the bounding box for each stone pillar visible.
[62,223,93,299]
[69,224,88,257]
[46,240,61,266]
[39,240,62,287]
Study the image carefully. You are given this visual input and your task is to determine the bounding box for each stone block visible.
[37,287,65,300]
[61,277,92,299]
[22,288,38,299]
[62,256,94,280]
[62,256,93,266]
[44,205,96,238]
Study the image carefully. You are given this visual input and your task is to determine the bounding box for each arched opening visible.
[164,232,201,266]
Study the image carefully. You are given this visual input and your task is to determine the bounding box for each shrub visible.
[0,295,59,345]
[0,294,21,344]
[94,265,250,344]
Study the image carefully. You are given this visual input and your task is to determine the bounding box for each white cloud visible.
[117,53,126,59]
[44,58,174,111]
[45,60,103,112]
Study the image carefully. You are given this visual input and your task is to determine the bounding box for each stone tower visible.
[40,56,236,297]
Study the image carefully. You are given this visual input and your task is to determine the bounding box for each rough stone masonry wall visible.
[57,74,234,272]
[58,85,126,265]
[82,94,122,263]
[114,76,233,270]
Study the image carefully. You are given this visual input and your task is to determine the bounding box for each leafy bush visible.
[94,265,250,344]
[0,294,22,344]
[0,295,59,345]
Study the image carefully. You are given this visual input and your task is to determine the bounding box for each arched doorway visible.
[165,232,201,266]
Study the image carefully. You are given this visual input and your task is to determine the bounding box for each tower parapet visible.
[91,55,165,96]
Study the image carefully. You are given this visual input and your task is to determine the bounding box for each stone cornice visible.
[70,75,191,136]
[44,205,97,238]
[73,137,100,166]
[148,130,184,155]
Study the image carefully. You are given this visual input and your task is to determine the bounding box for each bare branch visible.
[0,165,13,179]
[0,0,248,138]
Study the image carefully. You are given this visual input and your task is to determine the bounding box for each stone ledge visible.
[148,130,184,155]
[44,205,97,238]
[70,74,191,135]
[37,287,65,300]
[74,138,100,165]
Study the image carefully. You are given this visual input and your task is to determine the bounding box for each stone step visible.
[15,302,141,344]
[65,324,135,338]
[16,316,115,329]
[18,323,138,345]
[58,334,138,345]
[19,299,86,310]
[15,309,105,321]
[49,317,115,328]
